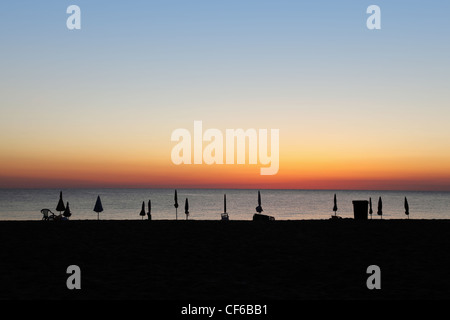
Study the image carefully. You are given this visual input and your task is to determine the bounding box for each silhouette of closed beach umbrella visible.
[147,200,152,220]
[93,195,103,220]
[224,194,227,214]
[185,198,189,220]
[256,190,263,213]
[333,194,338,216]
[139,201,146,220]
[404,197,409,219]
[369,197,373,219]
[56,191,66,216]
[63,201,71,219]
[377,197,383,219]
[174,190,179,220]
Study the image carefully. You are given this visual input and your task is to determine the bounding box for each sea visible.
[0,189,449,221]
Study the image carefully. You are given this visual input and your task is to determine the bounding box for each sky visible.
[1,0,450,190]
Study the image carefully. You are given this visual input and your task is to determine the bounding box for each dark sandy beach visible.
[0,219,449,300]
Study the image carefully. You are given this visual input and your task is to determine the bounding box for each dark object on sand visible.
[221,194,229,221]
[224,194,227,213]
[255,190,263,213]
[94,195,104,220]
[369,197,373,219]
[185,198,189,220]
[377,197,383,219]
[63,202,72,219]
[253,213,275,221]
[174,190,179,220]
[331,193,341,219]
[139,201,146,220]
[41,209,56,221]
[352,200,369,220]
[333,194,338,216]
[254,190,274,221]
[147,200,152,220]
[404,197,409,219]
[56,191,66,216]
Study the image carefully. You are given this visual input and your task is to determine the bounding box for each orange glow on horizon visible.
[2,153,450,191]
[2,125,450,191]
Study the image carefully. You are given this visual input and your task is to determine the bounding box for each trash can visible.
[352,200,369,220]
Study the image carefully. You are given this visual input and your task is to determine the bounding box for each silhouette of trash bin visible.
[352,200,368,220]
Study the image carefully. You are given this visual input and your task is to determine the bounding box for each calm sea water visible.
[0,189,449,221]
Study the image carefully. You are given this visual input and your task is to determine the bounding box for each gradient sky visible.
[1,0,450,190]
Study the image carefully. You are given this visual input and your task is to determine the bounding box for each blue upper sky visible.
[1,1,450,188]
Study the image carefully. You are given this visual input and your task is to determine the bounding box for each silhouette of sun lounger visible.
[253,213,275,221]
[41,209,56,221]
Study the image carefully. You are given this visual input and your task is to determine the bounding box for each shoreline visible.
[2,217,450,222]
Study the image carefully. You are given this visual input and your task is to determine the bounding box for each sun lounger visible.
[253,213,275,221]
[41,209,56,221]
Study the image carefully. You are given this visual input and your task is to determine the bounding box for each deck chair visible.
[41,209,56,221]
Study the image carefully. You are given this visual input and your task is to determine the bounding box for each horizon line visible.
[1,187,449,193]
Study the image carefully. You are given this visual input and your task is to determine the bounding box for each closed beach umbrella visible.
[56,191,66,216]
[224,194,227,213]
[174,190,179,220]
[147,200,152,220]
[377,196,383,220]
[369,197,373,219]
[185,198,189,220]
[63,201,71,219]
[139,201,146,220]
[256,190,263,213]
[333,194,338,216]
[221,194,229,221]
[93,195,103,220]
[404,197,409,219]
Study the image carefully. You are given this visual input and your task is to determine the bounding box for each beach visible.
[0,219,449,300]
